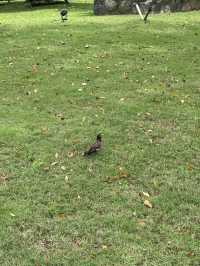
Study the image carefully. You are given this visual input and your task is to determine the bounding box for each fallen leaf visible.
[123,72,128,79]
[118,168,128,178]
[74,239,81,246]
[106,168,129,183]
[145,112,151,116]
[96,96,105,100]
[43,167,49,171]
[88,167,93,173]
[32,64,37,74]
[10,212,16,217]
[51,161,58,166]
[58,213,65,219]
[138,220,146,226]
[187,164,193,171]
[61,166,66,171]
[144,199,153,208]
[56,113,65,120]
[44,255,48,265]
[139,191,150,198]
[67,151,75,158]
[0,173,8,183]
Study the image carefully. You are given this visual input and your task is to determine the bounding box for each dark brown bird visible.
[84,134,102,156]
[60,9,68,22]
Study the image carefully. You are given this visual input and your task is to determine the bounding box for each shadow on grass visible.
[0,1,93,13]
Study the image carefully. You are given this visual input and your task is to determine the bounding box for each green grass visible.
[0,1,200,265]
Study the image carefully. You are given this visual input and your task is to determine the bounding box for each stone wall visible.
[94,0,200,15]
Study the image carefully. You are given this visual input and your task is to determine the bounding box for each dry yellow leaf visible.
[57,213,65,219]
[0,174,8,183]
[187,164,193,171]
[138,220,146,226]
[144,199,153,208]
[123,72,128,79]
[88,167,93,173]
[67,151,75,158]
[141,191,150,198]
[41,127,48,134]
[32,64,37,73]
[51,161,58,166]
[56,113,65,120]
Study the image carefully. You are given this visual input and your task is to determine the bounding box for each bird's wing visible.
[86,142,100,154]
[87,145,97,154]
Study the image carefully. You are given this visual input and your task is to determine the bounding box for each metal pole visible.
[135,4,144,20]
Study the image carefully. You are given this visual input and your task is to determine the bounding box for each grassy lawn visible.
[0,1,200,265]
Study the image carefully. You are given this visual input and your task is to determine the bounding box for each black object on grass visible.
[60,9,68,22]
[84,134,102,156]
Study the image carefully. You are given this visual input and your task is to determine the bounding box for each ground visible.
[0,1,200,265]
